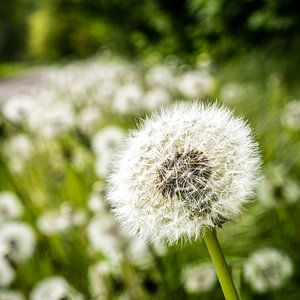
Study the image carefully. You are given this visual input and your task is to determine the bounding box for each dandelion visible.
[109,102,260,243]
[108,102,260,299]
[181,263,217,293]
[28,101,75,138]
[112,84,143,114]
[30,276,84,300]
[92,127,124,157]
[126,238,153,268]
[0,192,23,223]
[3,134,34,173]
[281,100,300,131]
[1,94,34,124]
[88,261,123,300]
[145,65,174,90]
[177,71,215,98]
[87,215,123,263]
[143,88,171,111]
[92,127,124,177]
[258,165,300,207]
[88,185,108,214]
[0,222,36,263]
[244,248,293,293]
[77,106,102,132]
[220,83,244,105]
[0,255,15,287]
[37,203,86,235]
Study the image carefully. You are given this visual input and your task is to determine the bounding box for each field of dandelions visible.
[0,54,300,300]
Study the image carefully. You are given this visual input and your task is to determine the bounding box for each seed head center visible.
[156,149,212,200]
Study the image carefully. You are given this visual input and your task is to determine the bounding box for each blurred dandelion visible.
[0,222,36,263]
[0,255,15,287]
[88,261,123,300]
[87,215,123,263]
[281,100,300,131]
[244,248,293,293]
[181,262,217,293]
[0,192,23,223]
[30,276,84,300]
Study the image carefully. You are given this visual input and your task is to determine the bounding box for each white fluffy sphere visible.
[244,248,293,293]
[108,102,261,244]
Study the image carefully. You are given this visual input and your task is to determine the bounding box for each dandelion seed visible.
[108,102,260,244]
[244,248,293,293]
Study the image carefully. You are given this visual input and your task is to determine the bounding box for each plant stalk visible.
[204,229,240,300]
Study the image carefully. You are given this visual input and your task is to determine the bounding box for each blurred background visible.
[0,0,300,299]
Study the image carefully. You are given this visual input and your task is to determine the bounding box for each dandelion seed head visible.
[0,222,36,262]
[0,192,23,224]
[30,276,83,300]
[244,248,293,293]
[181,263,217,293]
[0,256,15,287]
[108,102,261,244]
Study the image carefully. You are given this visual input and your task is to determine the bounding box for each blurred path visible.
[0,70,45,104]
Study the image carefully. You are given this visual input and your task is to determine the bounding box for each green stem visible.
[204,230,240,300]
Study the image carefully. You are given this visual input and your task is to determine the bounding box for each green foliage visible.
[25,0,300,62]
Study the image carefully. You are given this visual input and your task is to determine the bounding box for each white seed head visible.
[108,102,261,244]
[143,88,171,111]
[92,127,124,157]
[126,238,153,268]
[88,185,108,214]
[37,203,87,235]
[30,276,83,300]
[258,164,300,207]
[178,71,215,98]
[88,261,122,300]
[0,256,15,287]
[87,215,123,263]
[112,84,143,114]
[181,262,217,293]
[0,192,23,223]
[281,100,300,131]
[92,127,124,178]
[0,222,36,262]
[244,248,293,293]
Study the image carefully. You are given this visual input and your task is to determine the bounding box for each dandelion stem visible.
[204,230,240,300]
